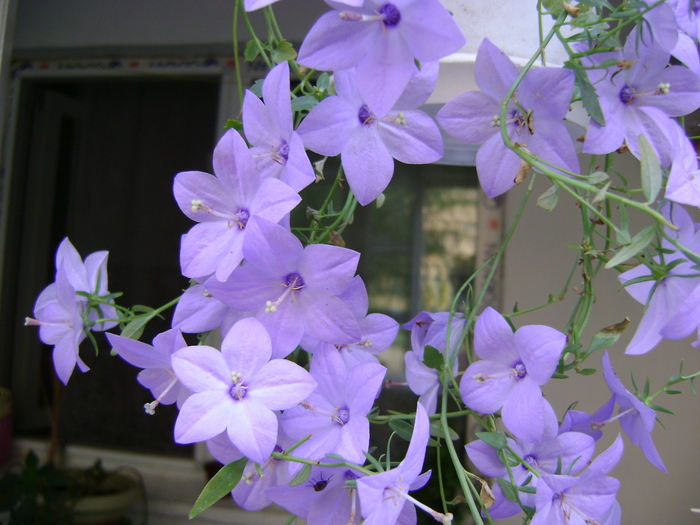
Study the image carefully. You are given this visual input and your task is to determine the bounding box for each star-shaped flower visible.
[437,38,579,198]
[172,317,317,464]
[459,307,566,442]
[243,61,315,192]
[174,129,301,282]
[298,0,464,116]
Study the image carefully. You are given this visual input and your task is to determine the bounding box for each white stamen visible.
[657,82,670,95]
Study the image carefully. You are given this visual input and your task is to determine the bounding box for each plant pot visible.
[0,388,11,466]
[71,471,142,525]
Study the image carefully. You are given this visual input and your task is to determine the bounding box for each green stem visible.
[233,0,245,107]
[242,8,273,69]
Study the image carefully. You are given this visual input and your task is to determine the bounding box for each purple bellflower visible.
[281,344,386,468]
[297,63,443,205]
[619,204,700,354]
[27,238,118,384]
[171,282,253,337]
[28,263,88,385]
[266,466,364,525]
[173,129,301,282]
[106,328,191,414]
[531,434,624,525]
[244,0,363,13]
[243,61,315,192]
[171,317,317,464]
[459,307,566,443]
[357,403,448,525]
[300,276,399,368]
[403,311,465,414]
[231,424,298,511]
[582,32,700,166]
[595,352,666,471]
[466,431,596,519]
[437,38,579,198]
[205,215,361,358]
[666,123,700,207]
[297,0,465,116]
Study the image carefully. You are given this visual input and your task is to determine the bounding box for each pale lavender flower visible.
[300,276,399,368]
[298,0,465,116]
[357,403,442,525]
[173,129,301,282]
[171,282,253,336]
[466,431,596,518]
[106,328,191,413]
[205,215,361,358]
[266,466,364,524]
[403,311,465,414]
[619,204,700,354]
[172,317,317,464]
[437,38,579,198]
[232,445,293,511]
[531,435,624,525]
[583,33,700,166]
[281,344,386,468]
[297,63,443,205]
[595,352,666,471]
[459,307,565,442]
[665,122,700,207]
[28,262,88,385]
[27,238,118,384]
[244,0,362,12]
[243,61,315,191]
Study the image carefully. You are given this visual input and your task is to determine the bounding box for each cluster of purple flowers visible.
[26,0,700,524]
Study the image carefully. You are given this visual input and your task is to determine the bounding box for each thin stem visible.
[233,0,245,107]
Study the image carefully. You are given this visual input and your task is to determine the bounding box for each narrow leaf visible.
[497,478,520,502]
[291,95,319,112]
[423,345,444,370]
[587,317,630,354]
[476,432,507,450]
[537,185,559,211]
[189,457,247,518]
[388,419,415,442]
[225,119,243,131]
[290,464,312,487]
[587,171,609,184]
[605,224,656,269]
[567,62,605,126]
[639,135,662,203]
[577,368,597,376]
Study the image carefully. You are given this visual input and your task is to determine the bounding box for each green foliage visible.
[423,346,444,370]
[189,457,248,518]
[475,432,506,450]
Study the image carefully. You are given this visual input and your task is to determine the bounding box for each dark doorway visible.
[1,77,220,456]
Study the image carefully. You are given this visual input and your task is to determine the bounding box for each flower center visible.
[333,407,350,426]
[276,140,289,163]
[513,361,527,379]
[235,209,250,229]
[619,84,635,105]
[265,273,305,313]
[229,372,248,400]
[379,3,401,26]
[358,105,375,126]
[524,454,537,466]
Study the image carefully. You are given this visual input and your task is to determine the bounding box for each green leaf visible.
[599,58,620,68]
[639,135,662,203]
[388,419,415,442]
[120,316,151,340]
[289,464,312,487]
[647,404,675,416]
[552,372,569,379]
[249,79,264,98]
[566,62,605,126]
[605,224,656,269]
[423,345,444,370]
[291,95,319,112]
[665,390,683,395]
[363,451,385,472]
[587,171,609,184]
[272,40,297,64]
[577,368,597,376]
[592,181,611,204]
[316,72,330,91]
[537,185,559,211]
[189,457,248,518]
[476,432,507,450]
[616,203,631,245]
[225,119,243,131]
[586,317,629,354]
[244,40,260,62]
[430,421,459,441]
[497,478,519,502]
[541,0,564,17]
